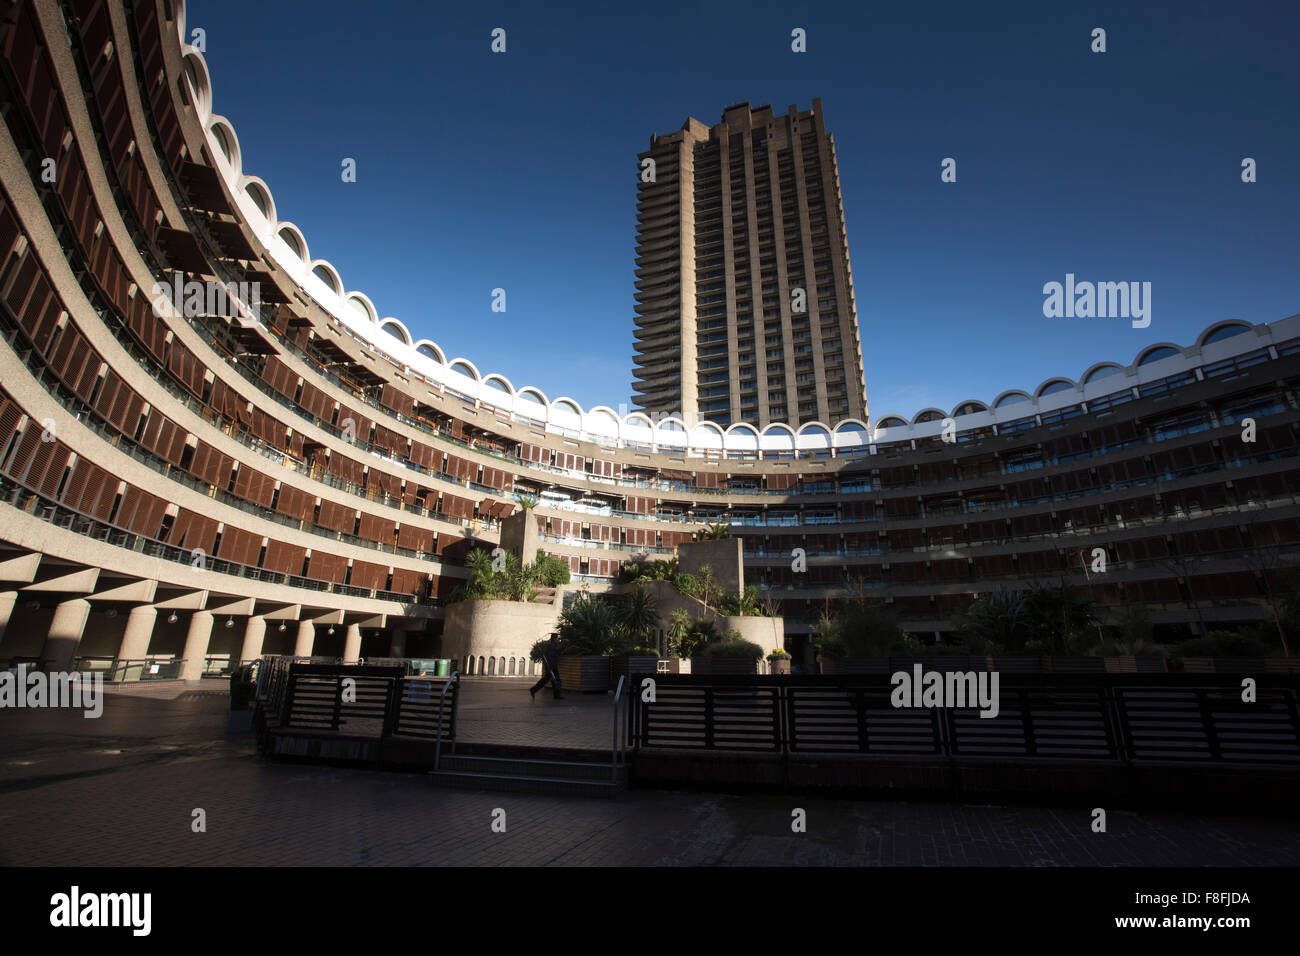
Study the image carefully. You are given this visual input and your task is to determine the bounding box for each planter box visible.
[834,658,891,675]
[558,655,611,693]
[611,655,659,684]
[768,659,791,675]
[690,657,759,676]
[1104,655,1137,674]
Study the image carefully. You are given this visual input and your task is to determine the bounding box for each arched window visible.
[508,657,516,676]
[466,656,475,675]
[477,656,485,675]
[487,656,496,676]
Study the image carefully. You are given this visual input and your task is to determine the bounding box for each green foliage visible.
[1115,603,1154,647]
[767,646,791,661]
[533,550,571,588]
[818,595,910,657]
[447,547,541,604]
[555,595,621,656]
[674,573,701,600]
[718,585,763,617]
[957,585,1096,655]
[618,583,658,647]
[693,522,730,541]
[672,564,720,610]
[699,635,764,659]
[620,558,677,583]
[1177,628,1273,658]
[669,614,721,659]
[1024,584,1097,654]
[667,608,692,655]
[528,638,550,663]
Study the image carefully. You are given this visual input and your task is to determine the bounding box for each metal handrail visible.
[433,671,460,771]
[611,674,626,783]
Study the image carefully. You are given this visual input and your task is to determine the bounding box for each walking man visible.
[530,634,564,700]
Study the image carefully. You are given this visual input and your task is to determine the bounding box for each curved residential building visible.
[0,1,1297,679]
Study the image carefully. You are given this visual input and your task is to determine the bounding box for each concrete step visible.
[429,769,624,797]
[441,753,624,782]
[431,752,626,796]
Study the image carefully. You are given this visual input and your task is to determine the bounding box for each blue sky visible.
[195,0,1299,420]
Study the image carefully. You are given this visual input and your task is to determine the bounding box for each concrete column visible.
[387,629,407,658]
[43,598,91,672]
[0,590,17,649]
[293,620,315,657]
[179,610,213,682]
[116,606,158,669]
[343,623,362,663]
[238,616,266,663]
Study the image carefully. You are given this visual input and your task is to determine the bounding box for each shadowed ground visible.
[1,678,1298,866]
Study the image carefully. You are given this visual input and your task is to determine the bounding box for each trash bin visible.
[435,659,450,677]
[227,665,256,733]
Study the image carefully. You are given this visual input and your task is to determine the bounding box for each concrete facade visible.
[677,538,745,596]
[441,599,559,677]
[0,0,1295,691]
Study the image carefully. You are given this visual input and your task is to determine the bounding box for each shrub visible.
[533,551,571,588]
[767,647,791,662]
[670,615,720,659]
[674,573,701,599]
[699,636,764,660]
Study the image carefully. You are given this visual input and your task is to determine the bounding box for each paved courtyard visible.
[1,679,1299,866]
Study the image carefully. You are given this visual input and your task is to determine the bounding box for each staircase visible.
[532,587,557,606]
[430,745,626,797]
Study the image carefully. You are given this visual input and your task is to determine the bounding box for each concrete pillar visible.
[239,616,266,663]
[293,620,315,657]
[0,590,17,649]
[43,598,91,671]
[388,629,407,658]
[343,623,362,663]
[44,599,91,672]
[116,606,158,670]
[179,610,213,681]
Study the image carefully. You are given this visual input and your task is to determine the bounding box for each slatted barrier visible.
[255,661,459,767]
[629,673,1300,764]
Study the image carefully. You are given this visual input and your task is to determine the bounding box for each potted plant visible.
[611,584,661,682]
[767,646,792,675]
[555,595,616,692]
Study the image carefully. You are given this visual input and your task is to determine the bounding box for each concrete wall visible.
[499,508,540,564]
[441,598,558,674]
[638,580,782,658]
[677,538,744,595]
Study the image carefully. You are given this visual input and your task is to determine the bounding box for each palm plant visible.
[693,521,730,541]
[959,588,1033,654]
[1025,584,1097,654]
[618,584,659,650]
[556,595,620,656]
[500,552,540,602]
[666,608,692,657]
[673,616,721,659]
[463,547,496,599]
